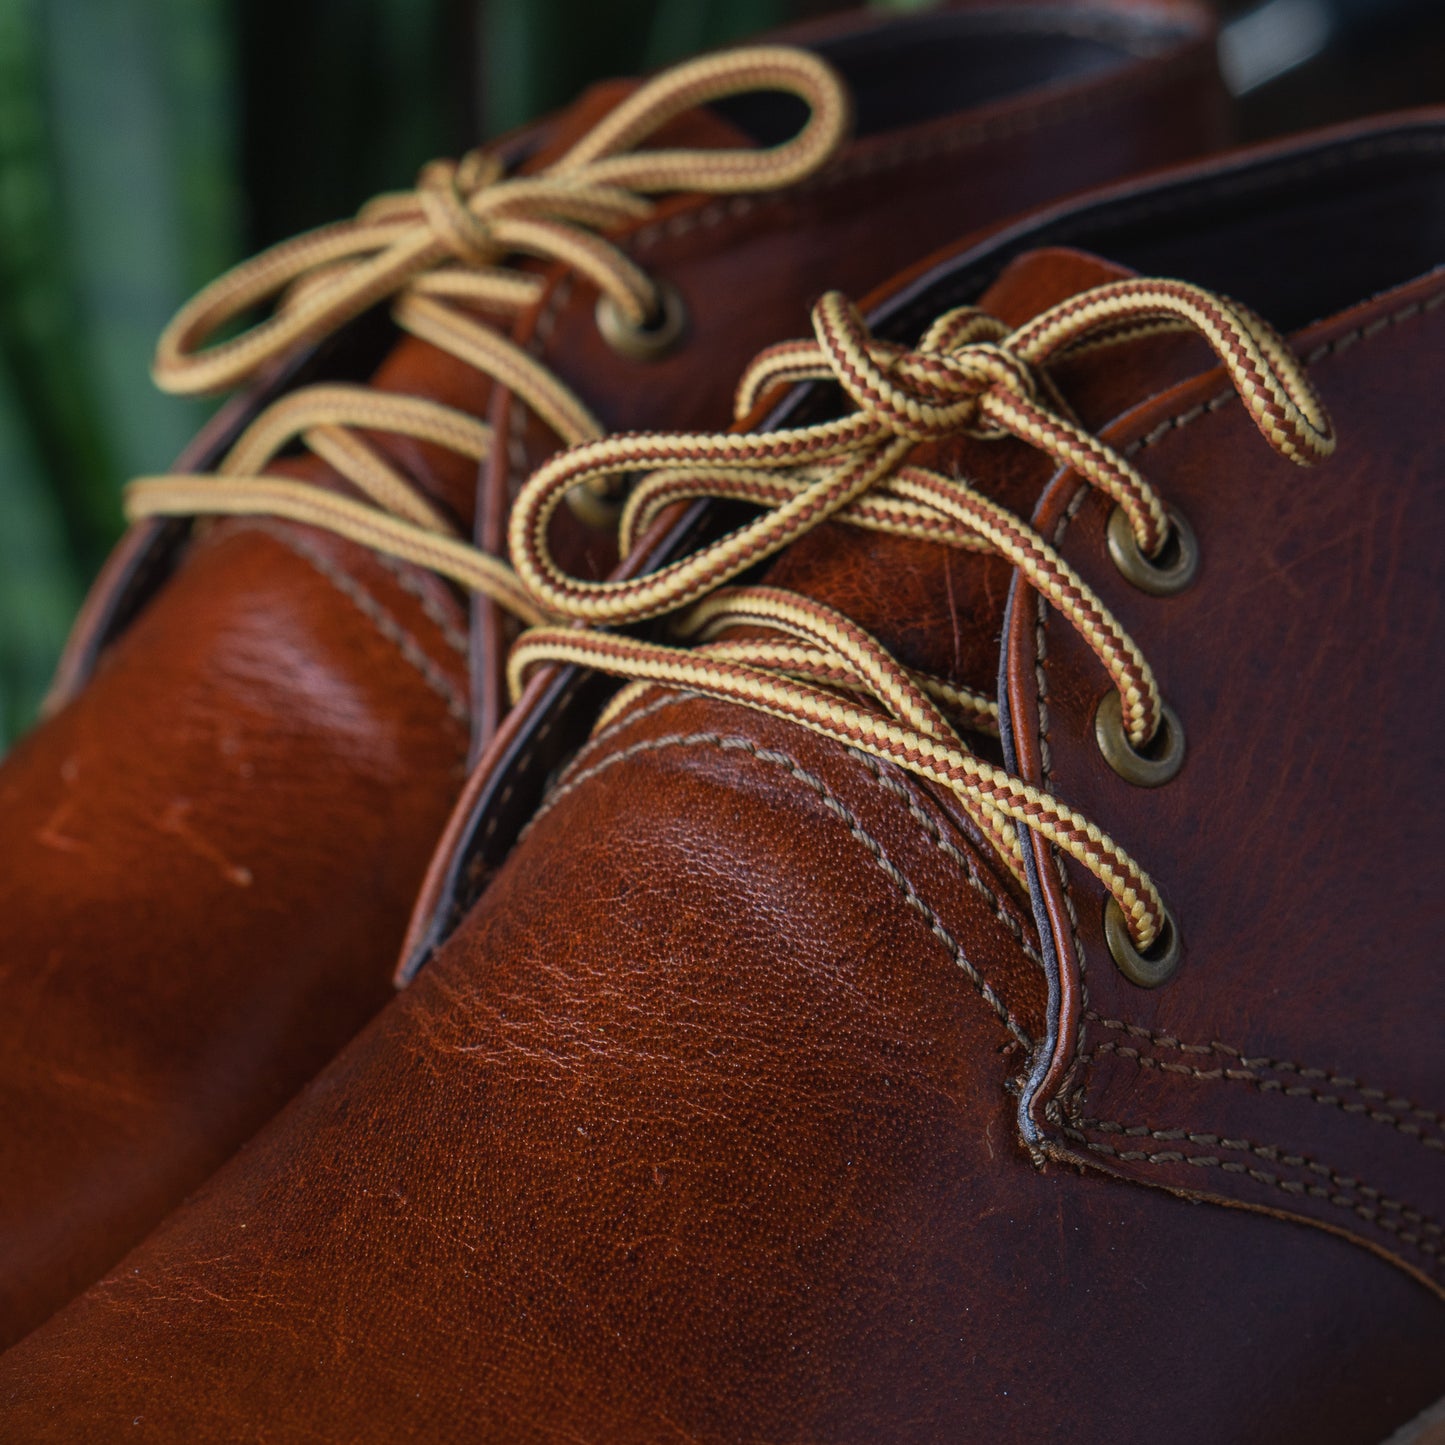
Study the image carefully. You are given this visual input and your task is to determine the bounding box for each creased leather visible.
[4,115,1444,1443]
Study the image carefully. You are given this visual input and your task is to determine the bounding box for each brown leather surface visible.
[0,0,1225,1351]
[3,113,1442,1442]
[2,690,1440,1444]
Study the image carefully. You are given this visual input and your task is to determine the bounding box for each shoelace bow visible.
[123,47,850,626]
[506,278,1334,953]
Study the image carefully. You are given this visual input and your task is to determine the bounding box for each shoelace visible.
[504,279,1334,959]
[122,47,850,627]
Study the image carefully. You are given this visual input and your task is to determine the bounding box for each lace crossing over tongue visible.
[503,264,1334,952]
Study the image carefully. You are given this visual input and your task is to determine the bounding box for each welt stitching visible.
[1038,278,1445,1123]
[533,728,1032,1046]
[1062,1118,1445,1269]
[371,552,469,656]
[556,689,1043,971]
[224,520,469,728]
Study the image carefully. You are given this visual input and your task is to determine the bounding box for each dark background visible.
[2,0,1442,744]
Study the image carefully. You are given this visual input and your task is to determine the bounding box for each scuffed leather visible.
[5,689,1440,1443]
[0,0,1226,1352]
[3,115,1443,1441]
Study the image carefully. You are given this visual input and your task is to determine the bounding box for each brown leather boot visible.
[3,108,1441,1441]
[0,2,1225,1351]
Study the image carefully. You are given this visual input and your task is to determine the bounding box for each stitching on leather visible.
[1062,1118,1445,1272]
[561,690,703,773]
[627,44,1203,256]
[1081,1013,1445,1153]
[227,520,469,727]
[533,728,1033,1046]
[557,689,1044,972]
[1034,277,1445,1197]
[629,90,1445,269]
[853,752,1044,972]
[877,135,1445,350]
[1120,286,1445,463]
[478,668,588,854]
[370,552,469,656]
[1032,577,1092,1122]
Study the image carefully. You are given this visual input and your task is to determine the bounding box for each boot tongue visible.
[267,83,759,531]
[760,246,1203,711]
[979,246,1137,328]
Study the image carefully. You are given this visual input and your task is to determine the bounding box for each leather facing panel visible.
[1006,271,1445,1296]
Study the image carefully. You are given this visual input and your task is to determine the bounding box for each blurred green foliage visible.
[0,0,832,748]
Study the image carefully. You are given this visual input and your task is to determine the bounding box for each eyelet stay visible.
[1094,691,1185,787]
[596,278,687,362]
[1107,503,1199,596]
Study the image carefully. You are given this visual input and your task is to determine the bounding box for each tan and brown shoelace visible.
[502,279,1335,969]
[123,46,850,625]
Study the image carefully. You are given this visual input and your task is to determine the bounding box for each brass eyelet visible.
[1094,691,1185,788]
[1105,897,1181,987]
[1107,504,1199,597]
[595,279,687,362]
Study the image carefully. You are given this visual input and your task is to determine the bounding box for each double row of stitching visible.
[558,688,1043,973]
[1082,1013,1445,1154]
[1062,1117,1445,1277]
[534,728,1033,1046]
[626,31,1210,257]
[223,520,470,730]
[853,753,1043,972]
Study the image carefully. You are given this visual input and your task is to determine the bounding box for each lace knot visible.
[418,155,502,266]
[814,292,1038,445]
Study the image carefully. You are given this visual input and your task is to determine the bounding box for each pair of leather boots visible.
[1,1,1441,1439]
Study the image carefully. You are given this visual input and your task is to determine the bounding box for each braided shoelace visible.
[122,48,849,626]
[505,279,1334,955]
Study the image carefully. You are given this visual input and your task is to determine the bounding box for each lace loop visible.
[506,277,1335,951]
[126,47,851,625]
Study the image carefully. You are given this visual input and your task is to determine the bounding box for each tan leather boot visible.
[3,107,1440,1442]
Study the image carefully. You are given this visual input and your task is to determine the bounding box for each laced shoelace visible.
[504,279,1334,957]
[121,47,850,627]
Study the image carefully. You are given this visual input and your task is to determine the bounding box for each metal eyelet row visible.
[1099,504,1199,986]
[566,282,690,527]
